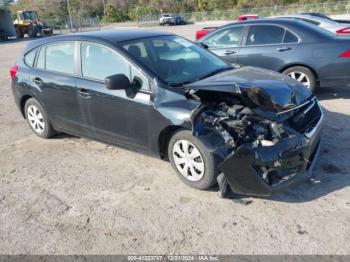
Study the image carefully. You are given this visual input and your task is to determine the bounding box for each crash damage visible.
[183,68,324,197]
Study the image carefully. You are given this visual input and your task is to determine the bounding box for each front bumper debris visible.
[218,104,324,197]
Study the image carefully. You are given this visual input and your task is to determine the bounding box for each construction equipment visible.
[13,10,53,38]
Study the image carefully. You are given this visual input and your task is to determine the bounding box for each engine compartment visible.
[190,90,291,155]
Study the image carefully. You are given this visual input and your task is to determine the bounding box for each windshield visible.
[121,35,230,86]
[23,11,38,20]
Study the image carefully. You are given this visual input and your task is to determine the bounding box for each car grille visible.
[279,98,322,135]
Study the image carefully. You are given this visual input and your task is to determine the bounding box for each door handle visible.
[276,47,292,52]
[78,88,91,98]
[224,50,237,55]
[33,77,43,84]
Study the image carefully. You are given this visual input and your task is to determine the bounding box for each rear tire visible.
[24,98,56,139]
[283,66,317,92]
[168,130,218,190]
[15,27,24,39]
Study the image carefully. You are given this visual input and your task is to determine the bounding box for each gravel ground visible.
[0,23,349,255]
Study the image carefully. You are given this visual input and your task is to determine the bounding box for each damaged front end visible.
[186,79,324,197]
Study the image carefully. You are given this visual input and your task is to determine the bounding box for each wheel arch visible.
[20,95,33,118]
[279,63,320,84]
[158,125,186,161]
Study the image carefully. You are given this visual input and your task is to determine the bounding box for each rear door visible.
[29,41,86,134]
[237,24,300,71]
[201,25,246,64]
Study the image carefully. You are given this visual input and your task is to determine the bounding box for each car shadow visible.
[315,86,350,100]
[224,103,350,203]
[51,133,77,140]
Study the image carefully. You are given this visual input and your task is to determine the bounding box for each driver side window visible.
[203,26,244,48]
[81,42,150,91]
[81,42,130,82]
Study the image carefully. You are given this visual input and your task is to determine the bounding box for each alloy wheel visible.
[172,139,205,182]
[27,105,45,134]
[287,71,311,89]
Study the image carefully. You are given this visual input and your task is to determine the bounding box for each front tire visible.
[168,130,218,190]
[27,26,38,38]
[283,66,317,92]
[24,98,56,138]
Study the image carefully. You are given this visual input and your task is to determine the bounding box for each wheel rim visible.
[287,71,311,89]
[27,105,45,134]
[172,140,205,182]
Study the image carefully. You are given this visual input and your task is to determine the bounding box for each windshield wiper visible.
[169,67,232,87]
[169,80,194,87]
[195,66,232,82]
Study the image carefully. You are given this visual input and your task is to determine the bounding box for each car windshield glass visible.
[23,12,38,20]
[121,35,230,86]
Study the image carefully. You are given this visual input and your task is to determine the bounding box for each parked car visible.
[272,14,350,35]
[195,14,260,40]
[159,14,174,26]
[300,12,350,24]
[197,18,350,91]
[196,27,217,40]
[174,15,187,25]
[10,31,324,197]
[238,14,260,21]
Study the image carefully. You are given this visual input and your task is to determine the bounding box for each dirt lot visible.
[0,23,349,255]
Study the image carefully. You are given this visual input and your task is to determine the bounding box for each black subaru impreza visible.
[10,30,324,197]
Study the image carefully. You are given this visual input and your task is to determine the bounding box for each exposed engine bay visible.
[190,90,291,153]
[187,89,323,197]
[201,103,285,150]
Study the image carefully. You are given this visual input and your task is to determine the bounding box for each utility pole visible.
[103,0,106,24]
[67,0,73,31]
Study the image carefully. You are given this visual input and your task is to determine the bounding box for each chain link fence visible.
[44,16,100,35]
[139,0,350,25]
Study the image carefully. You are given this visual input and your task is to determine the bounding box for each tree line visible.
[2,0,341,23]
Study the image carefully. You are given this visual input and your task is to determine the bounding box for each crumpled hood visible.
[184,67,313,112]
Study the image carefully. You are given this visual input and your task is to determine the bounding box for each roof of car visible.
[272,14,336,24]
[223,18,304,27]
[25,30,173,51]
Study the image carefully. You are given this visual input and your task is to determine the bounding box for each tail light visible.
[339,50,350,58]
[336,27,350,34]
[196,31,206,40]
[10,65,18,80]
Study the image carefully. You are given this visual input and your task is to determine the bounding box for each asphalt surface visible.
[0,23,349,255]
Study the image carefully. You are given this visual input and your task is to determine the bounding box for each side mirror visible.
[197,42,209,49]
[105,74,130,90]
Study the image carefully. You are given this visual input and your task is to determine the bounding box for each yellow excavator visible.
[14,10,53,38]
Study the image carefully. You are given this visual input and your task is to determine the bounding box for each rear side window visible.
[24,49,37,67]
[246,25,285,46]
[46,42,75,74]
[81,42,130,81]
[284,30,299,43]
[36,46,46,70]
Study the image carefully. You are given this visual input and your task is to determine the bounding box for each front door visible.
[75,42,152,151]
[201,25,246,64]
